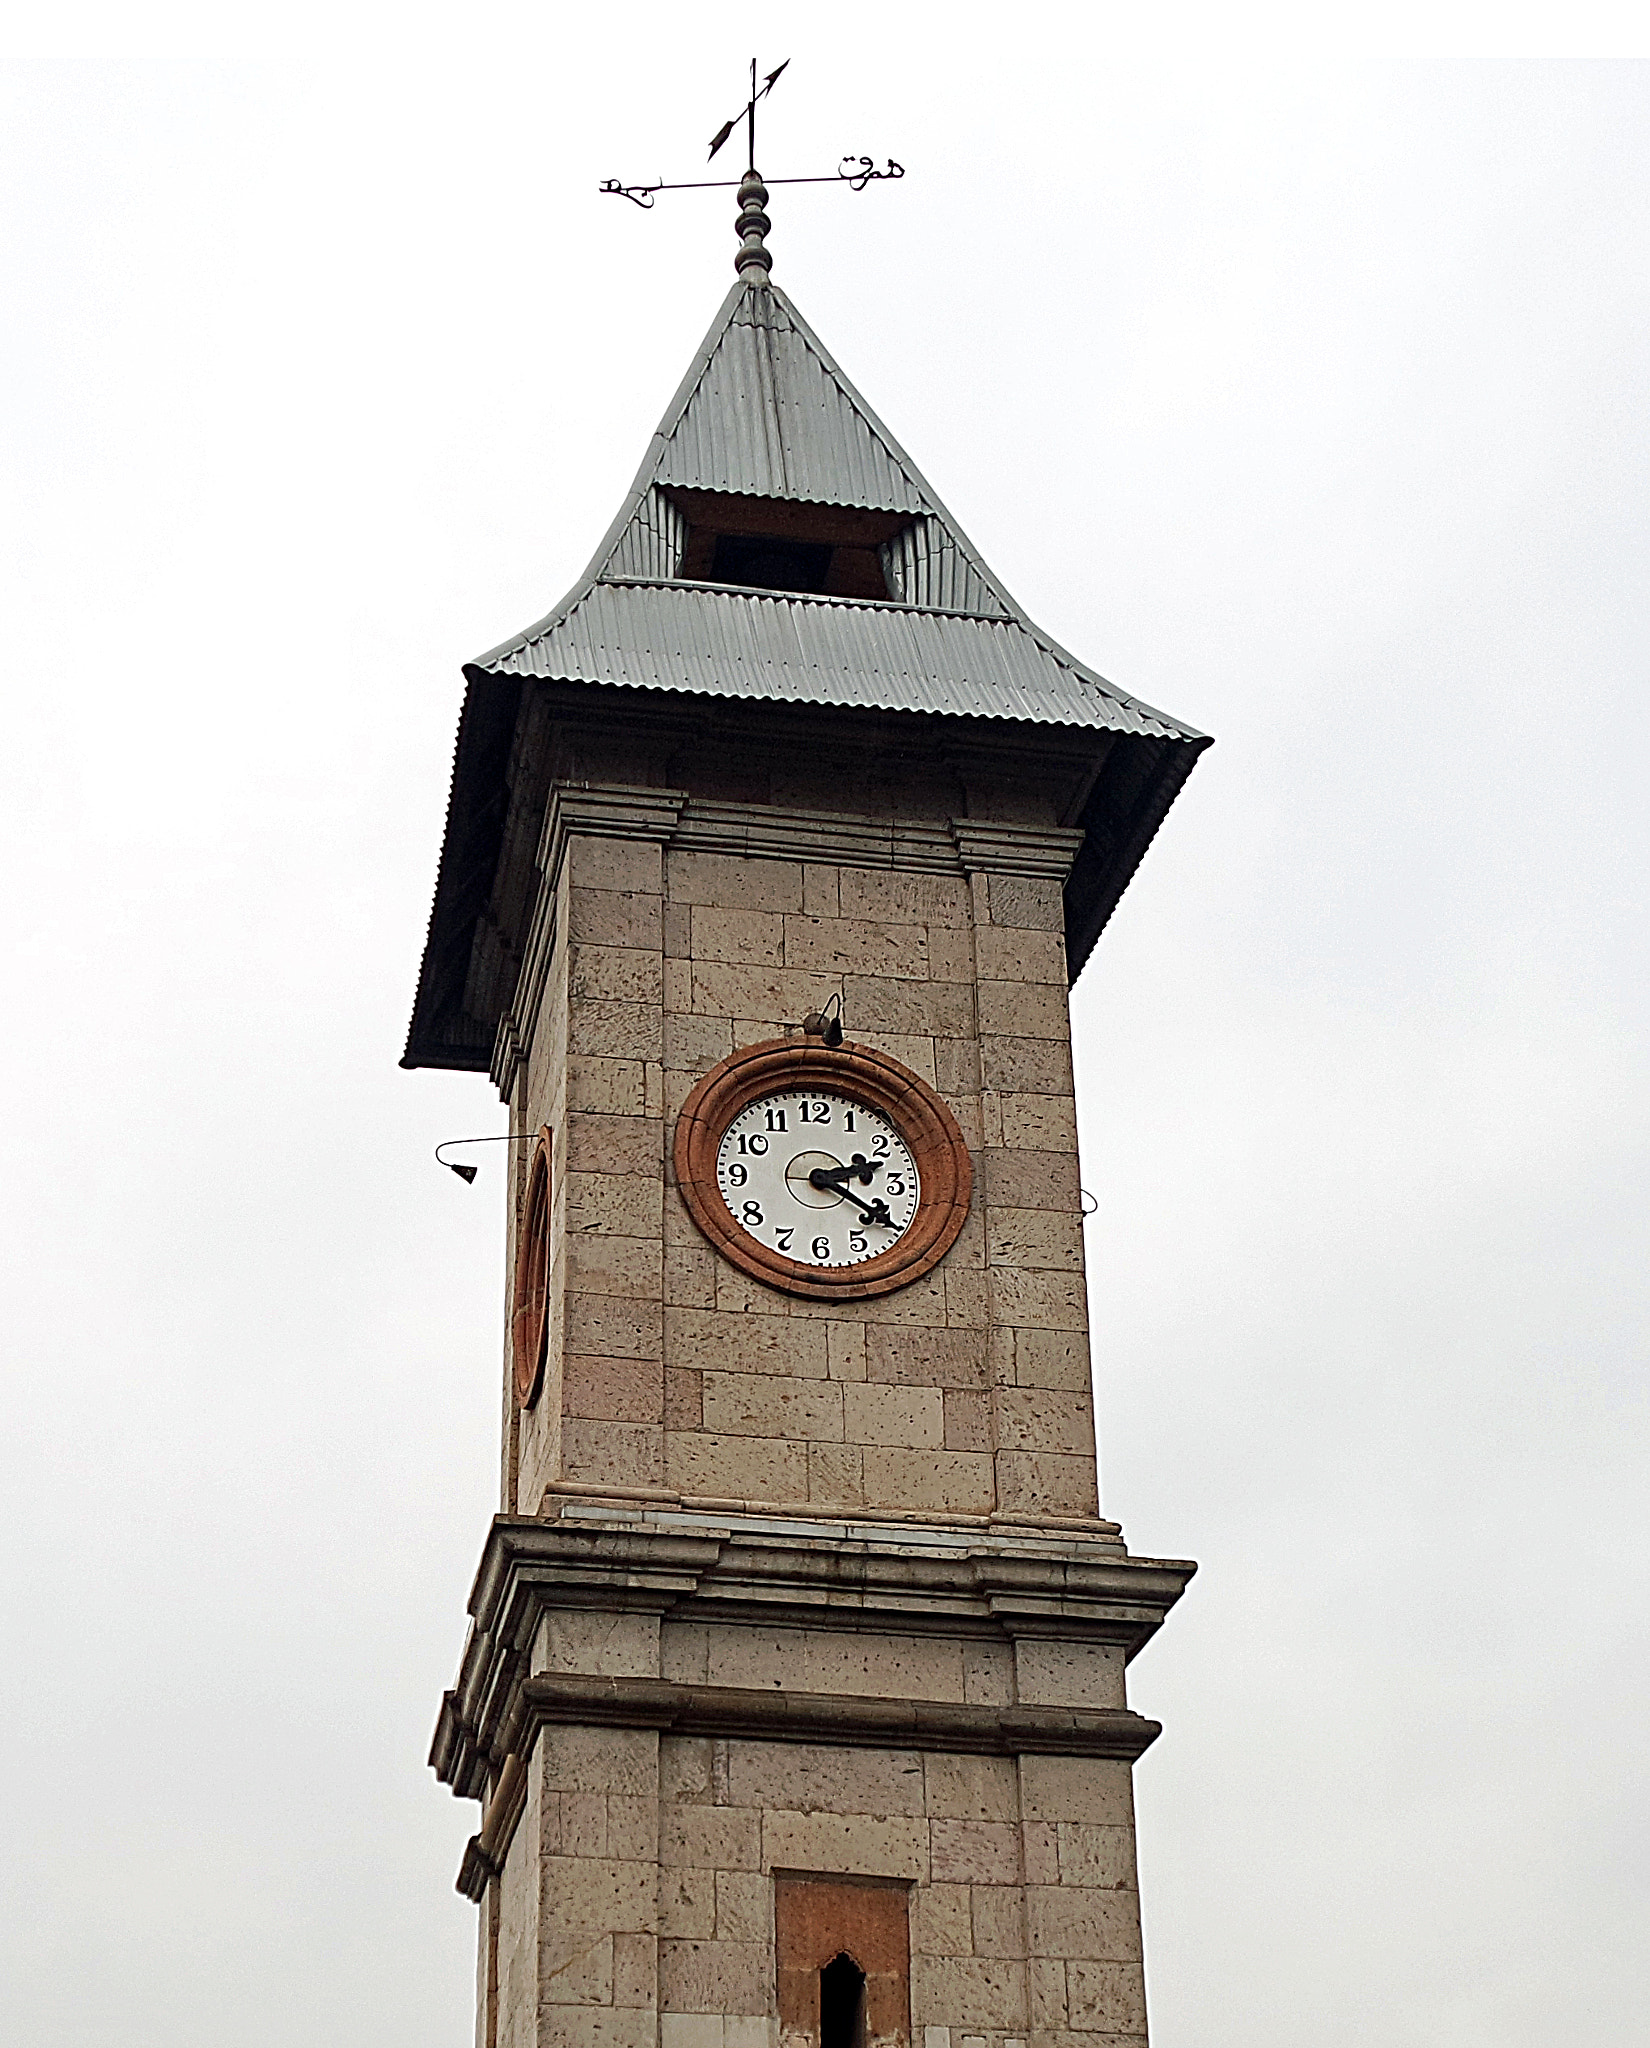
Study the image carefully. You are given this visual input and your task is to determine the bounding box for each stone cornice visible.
[432,1507,1195,1805]
[507,1673,1161,1763]
[533,780,1091,890]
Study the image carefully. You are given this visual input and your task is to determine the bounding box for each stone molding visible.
[513,1671,1162,1761]
[949,819,1086,878]
[536,781,1089,885]
[431,1508,1196,1807]
[535,782,689,886]
[539,1477,1125,1538]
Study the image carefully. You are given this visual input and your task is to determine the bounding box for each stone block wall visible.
[491,1730,1148,2048]
[506,793,1100,1524]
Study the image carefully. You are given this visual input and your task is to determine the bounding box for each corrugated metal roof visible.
[654,288,930,512]
[881,515,1008,618]
[477,577,1196,738]
[471,278,1205,745]
[605,487,685,580]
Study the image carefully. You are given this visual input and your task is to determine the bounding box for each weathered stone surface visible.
[659,1806,762,1871]
[1017,1757,1136,1829]
[784,915,930,979]
[1065,1960,1148,2032]
[865,1326,988,1390]
[701,1373,844,1443]
[560,1418,663,1490]
[1055,1824,1138,1890]
[973,926,1066,985]
[659,1938,770,2015]
[843,1383,944,1449]
[570,946,666,1008]
[665,1431,809,1503]
[922,1754,1018,1824]
[929,1819,1020,1885]
[691,906,785,967]
[561,1353,664,1423]
[761,1811,930,1881]
[911,1955,1028,2029]
[985,875,1064,932]
[668,850,804,913]
[860,1446,994,1514]
[665,1309,829,1380]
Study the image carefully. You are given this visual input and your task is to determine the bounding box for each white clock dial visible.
[714,1089,920,1268]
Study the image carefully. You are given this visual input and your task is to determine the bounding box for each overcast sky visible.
[2,29,1646,2048]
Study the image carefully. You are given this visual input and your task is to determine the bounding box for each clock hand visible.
[830,1182,896,1229]
[808,1154,882,1192]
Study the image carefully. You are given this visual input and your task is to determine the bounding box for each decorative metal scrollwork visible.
[599,178,660,210]
[600,159,906,207]
[838,156,904,190]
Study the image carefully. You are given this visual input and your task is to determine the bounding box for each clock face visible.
[714,1089,921,1268]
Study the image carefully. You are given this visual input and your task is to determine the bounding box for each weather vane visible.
[600,59,903,277]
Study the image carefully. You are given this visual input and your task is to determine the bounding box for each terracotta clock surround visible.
[511,1128,552,1406]
[673,1036,974,1301]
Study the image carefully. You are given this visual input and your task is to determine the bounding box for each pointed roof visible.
[405,274,1211,1072]
[468,281,1202,743]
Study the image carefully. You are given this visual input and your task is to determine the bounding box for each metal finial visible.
[598,59,904,231]
[735,170,773,283]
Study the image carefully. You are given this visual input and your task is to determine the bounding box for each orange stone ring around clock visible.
[673,1037,974,1302]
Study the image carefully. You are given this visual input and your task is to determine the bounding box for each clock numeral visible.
[871,1133,889,1155]
[811,1236,831,1262]
[742,1201,764,1227]
[798,1100,831,1124]
[775,1227,793,1252]
[885,1174,905,1197]
[726,1162,747,1187]
[849,1231,867,1254]
[737,1133,768,1156]
[765,1107,787,1131]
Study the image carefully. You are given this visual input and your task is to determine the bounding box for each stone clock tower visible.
[406,179,1210,2048]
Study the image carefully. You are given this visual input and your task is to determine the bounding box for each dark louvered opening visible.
[712,532,833,594]
[667,487,909,600]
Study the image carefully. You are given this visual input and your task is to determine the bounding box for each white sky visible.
[1,21,1646,2048]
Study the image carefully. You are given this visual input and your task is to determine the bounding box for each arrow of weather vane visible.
[600,58,903,210]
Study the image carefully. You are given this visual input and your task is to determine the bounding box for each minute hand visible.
[832,1183,894,1229]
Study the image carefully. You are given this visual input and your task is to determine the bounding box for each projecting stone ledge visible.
[431,1500,1196,1810]
[450,1676,1165,1902]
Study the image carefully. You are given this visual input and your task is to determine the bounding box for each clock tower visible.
[407,179,1210,2048]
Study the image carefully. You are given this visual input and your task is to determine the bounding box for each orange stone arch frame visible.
[511,1127,553,1406]
[673,1038,973,1302]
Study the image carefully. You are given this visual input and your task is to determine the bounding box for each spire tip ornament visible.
[734,170,773,283]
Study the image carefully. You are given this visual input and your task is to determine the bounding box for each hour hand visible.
[808,1153,882,1192]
